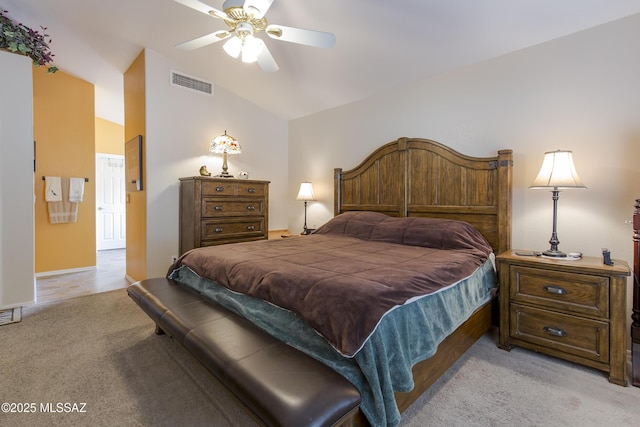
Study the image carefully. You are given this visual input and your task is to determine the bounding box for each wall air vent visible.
[170,70,213,95]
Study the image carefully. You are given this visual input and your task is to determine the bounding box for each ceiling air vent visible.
[170,70,213,95]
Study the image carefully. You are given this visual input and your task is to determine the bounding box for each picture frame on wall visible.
[125,135,143,191]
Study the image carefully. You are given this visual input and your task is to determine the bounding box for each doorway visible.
[96,153,126,250]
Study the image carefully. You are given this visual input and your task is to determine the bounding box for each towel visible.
[47,178,78,223]
[44,176,62,202]
[69,177,85,202]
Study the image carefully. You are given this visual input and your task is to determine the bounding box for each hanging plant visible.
[0,9,57,73]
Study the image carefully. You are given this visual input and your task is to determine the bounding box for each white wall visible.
[143,49,288,277]
[0,51,35,308]
[290,15,640,315]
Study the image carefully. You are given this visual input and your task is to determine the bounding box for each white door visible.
[96,154,126,250]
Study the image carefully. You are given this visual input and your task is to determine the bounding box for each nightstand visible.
[496,250,630,386]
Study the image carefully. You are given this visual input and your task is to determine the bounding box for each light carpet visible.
[0,289,638,426]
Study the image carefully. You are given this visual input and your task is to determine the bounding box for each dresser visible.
[179,177,269,254]
[496,250,630,385]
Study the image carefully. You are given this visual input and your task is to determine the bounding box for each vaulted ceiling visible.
[4,0,640,122]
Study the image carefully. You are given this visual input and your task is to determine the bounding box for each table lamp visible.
[529,150,586,257]
[296,182,315,235]
[209,131,241,178]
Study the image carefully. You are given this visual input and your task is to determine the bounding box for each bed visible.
[129,137,513,426]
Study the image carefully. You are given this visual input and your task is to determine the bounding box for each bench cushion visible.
[128,278,361,427]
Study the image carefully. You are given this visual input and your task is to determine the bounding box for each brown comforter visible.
[170,211,493,356]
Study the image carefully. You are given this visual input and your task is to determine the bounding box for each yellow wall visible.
[33,67,96,273]
[124,51,147,281]
[96,117,124,155]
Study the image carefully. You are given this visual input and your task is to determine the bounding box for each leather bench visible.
[127,278,362,427]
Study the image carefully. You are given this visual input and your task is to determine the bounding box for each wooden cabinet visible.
[497,250,630,385]
[179,177,269,254]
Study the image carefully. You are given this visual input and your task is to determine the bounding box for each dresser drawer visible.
[510,304,609,364]
[200,180,267,197]
[201,180,236,196]
[237,182,266,197]
[201,218,265,241]
[509,265,609,318]
[202,199,264,217]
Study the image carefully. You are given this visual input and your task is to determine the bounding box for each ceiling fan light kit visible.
[175,0,335,72]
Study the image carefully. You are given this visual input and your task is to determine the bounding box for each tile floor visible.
[36,249,128,304]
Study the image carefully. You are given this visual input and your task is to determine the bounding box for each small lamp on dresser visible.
[210,130,242,178]
[296,181,315,235]
[529,149,586,257]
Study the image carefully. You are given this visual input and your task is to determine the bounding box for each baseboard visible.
[35,266,95,278]
[268,229,288,239]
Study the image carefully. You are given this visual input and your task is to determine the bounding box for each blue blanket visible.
[169,259,496,426]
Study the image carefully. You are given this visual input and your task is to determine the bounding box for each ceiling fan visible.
[174,0,336,72]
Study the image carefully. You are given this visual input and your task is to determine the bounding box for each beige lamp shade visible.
[529,150,586,189]
[296,182,316,201]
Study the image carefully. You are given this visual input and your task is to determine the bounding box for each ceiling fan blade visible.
[176,30,231,50]
[255,39,279,72]
[266,24,335,48]
[174,0,230,20]
[243,0,274,19]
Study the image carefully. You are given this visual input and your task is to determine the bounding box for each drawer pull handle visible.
[543,326,567,337]
[246,205,256,211]
[247,225,255,231]
[215,186,225,192]
[214,227,223,233]
[543,285,567,295]
[247,187,256,193]
[214,206,224,211]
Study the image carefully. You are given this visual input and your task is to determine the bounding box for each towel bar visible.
[42,176,89,182]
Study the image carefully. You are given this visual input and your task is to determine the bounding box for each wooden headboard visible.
[334,137,513,254]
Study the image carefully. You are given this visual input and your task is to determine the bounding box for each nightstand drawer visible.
[510,304,609,363]
[509,265,609,318]
[202,199,264,217]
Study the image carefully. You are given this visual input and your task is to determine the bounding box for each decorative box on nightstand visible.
[496,250,630,386]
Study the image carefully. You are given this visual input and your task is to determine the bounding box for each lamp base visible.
[542,249,567,258]
[214,171,235,178]
[301,228,315,235]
